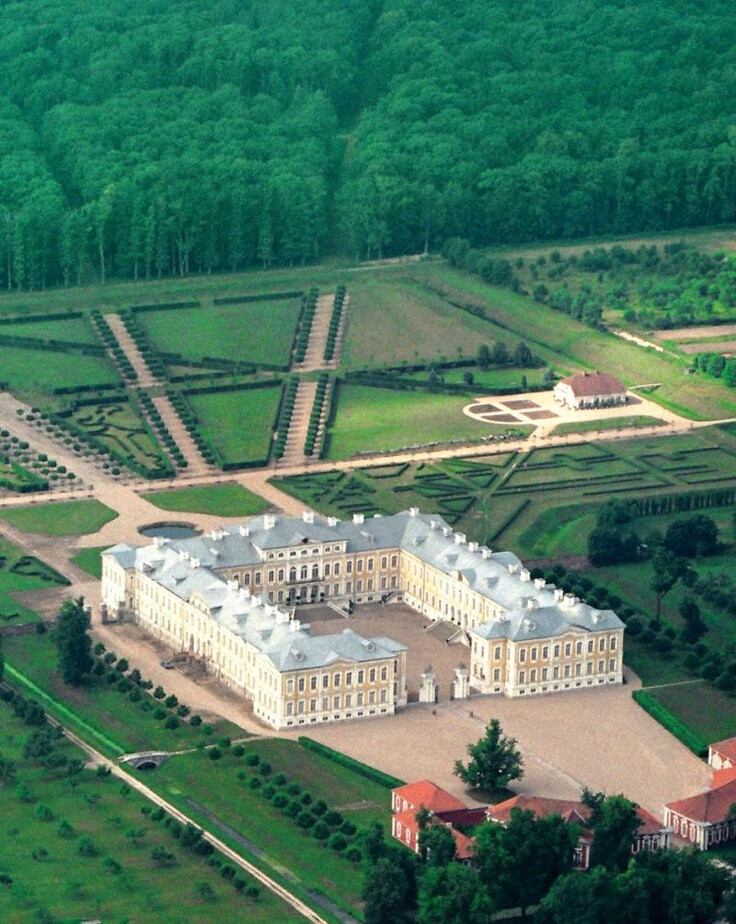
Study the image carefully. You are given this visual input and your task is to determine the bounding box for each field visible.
[0,499,118,536]
[66,400,172,476]
[324,384,531,460]
[0,698,296,924]
[148,737,392,917]
[143,482,271,517]
[550,415,666,436]
[646,682,736,744]
[187,385,282,467]
[0,343,119,398]
[138,297,303,369]
[0,314,99,343]
[407,365,549,390]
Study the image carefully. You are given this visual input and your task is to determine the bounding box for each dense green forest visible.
[1,0,735,288]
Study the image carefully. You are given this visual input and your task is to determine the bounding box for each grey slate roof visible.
[104,510,623,668]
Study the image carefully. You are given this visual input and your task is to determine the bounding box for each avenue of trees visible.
[0,0,735,287]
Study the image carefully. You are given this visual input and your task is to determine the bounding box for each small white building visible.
[554,371,627,409]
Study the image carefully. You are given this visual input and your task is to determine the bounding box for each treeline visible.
[0,0,735,287]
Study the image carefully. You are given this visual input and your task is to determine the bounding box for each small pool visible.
[138,522,202,540]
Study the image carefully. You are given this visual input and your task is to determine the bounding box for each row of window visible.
[231,553,401,586]
[286,664,392,695]
[285,688,389,715]
[515,659,617,684]
[504,636,618,663]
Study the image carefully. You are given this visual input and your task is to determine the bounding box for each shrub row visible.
[323,285,346,362]
[0,333,106,356]
[91,310,138,381]
[130,300,200,313]
[0,310,83,326]
[137,390,188,469]
[297,736,404,789]
[167,391,219,467]
[160,351,259,374]
[0,459,49,493]
[213,290,303,306]
[293,288,318,363]
[273,378,299,459]
[120,310,167,380]
[633,487,736,517]
[304,374,330,457]
[51,382,126,396]
[632,690,707,757]
[342,369,549,396]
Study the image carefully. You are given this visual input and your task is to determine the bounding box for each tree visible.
[535,866,644,924]
[582,790,641,873]
[0,632,4,682]
[55,597,93,684]
[476,344,491,370]
[363,856,412,924]
[417,863,495,924]
[664,515,719,558]
[679,596,707,644]
[475,809,577,915]
[0,755,16,785]
[454,719,523,792]
[650,548,689,619]
[418,821,457,867]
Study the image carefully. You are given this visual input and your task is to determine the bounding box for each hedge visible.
[0,334,106,356]
[0,311,83,326]
[633,487,736,517]
[129,300,200,313]
[213,290,303,305]
[298,736,404,789]
[632,689,708,757]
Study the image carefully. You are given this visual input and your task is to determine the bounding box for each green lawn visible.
[648,682,736,743]
[0,538,68,625]
[0,499,117,535]
[0,314,99,343]
[188,386,282,466]
[408,365,549,389]
[71,546,106,578]
[326,385,530,460]
[5,633,241,756]
[150,738,391,917]
[0,343,119,397]
[143,482,270,517]
[139,298,303,368]
[0,700,297,924]
[550,415,666,436]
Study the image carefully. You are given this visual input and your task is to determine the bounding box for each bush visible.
[286,782,301,796]
[165,716,180,730]
[296,811,316,829]
[208,747,223,761]
[324,810,343,827]
[312,799,327,817]
[345,847,362,863]
[249,776,262,790]
[189,714,202,726]
[328,833,348,852]
[340,820,357,836]
[272,772,287,786]
[164,695,178,709]
[262,784,276,800]
[272,793,289,809]
[312,821,330,840]
[258,761,271,776]
[232,744,245,757]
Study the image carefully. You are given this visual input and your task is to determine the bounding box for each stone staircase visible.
[106,314,160,387]
[292,294,336,372]
[278,380,317,466]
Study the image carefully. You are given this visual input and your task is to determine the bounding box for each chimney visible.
[454,532,466,545]
[327,516,338,527]
[520,568,531,582]
[409,507,419,517]
[302,510,315,524]
[353,513,365,525]
[481,548,492,559]
[263,515,276,530]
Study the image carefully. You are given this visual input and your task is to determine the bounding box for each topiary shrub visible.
[296,811,316,829]
[328,833,348,852]
[208,747,222,761]
[312,821,330,840]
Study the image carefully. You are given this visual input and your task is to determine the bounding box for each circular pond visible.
[138,521,202,540]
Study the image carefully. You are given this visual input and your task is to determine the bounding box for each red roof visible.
[393,780,467,814]
[487,794,662,836]
[666,777,736,824]
[710,738,736,763]
[559,371,626,397]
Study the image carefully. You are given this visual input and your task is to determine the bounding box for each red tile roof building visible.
[708,737,736,771]
[665,775,736,850]
[391,782,669,866]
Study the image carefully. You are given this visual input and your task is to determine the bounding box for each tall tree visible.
[54,597,93,685]
[454,719,523,792]
[417,863,495,924]
[582,790,641,873]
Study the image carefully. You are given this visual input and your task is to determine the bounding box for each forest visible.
[1,0,735,288]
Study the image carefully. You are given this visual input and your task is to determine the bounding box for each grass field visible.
[646,682,736,743]
[150,737,391,916]
[550,415,666,436]
[407,365,549,390]
[0,498,117,535]
[0,343,119,398]
[0,314,99,343]
[5,633,241,756]
[325,384,530,460]
[0,700,296,924]
[143,482,270,517]
[71,545,106,578]
[68,400,170,474]
[188,386,282,466]
[139,298,303,368]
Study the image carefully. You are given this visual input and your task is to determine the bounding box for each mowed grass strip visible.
[71,545,107,578]
[0,314,99,343]
[0,498,117,535]
[326,385,529,460]
[0,703,296,924]
[153,738,391,915]
[550,415,667,436]
[0,343,119,395]
[139,299,302,367]
[647,682,736,743]
[188,386,282,465]
[143,482,270,517]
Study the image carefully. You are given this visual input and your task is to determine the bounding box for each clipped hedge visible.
[632,689,708,757]
[0,310,83,326]
[298,736,404,789]
[213,290,303,306]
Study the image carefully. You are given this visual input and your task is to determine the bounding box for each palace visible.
[101,509,624,728]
